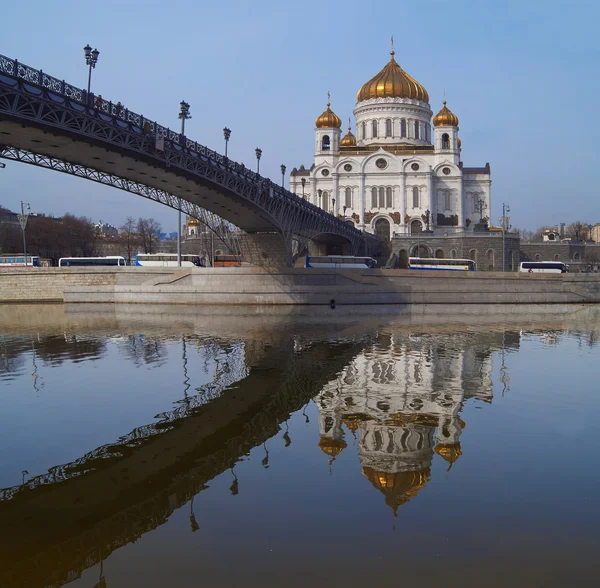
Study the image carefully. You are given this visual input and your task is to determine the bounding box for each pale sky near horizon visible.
[1,0,598,231]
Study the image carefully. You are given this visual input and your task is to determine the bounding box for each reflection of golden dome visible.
[362,467,430,515]
[342,416,360,433]
[315,95,342,129]
[318,437,347,457]
[433,101,459,127]
[434,442,463,464]
[357,51,429,103]
[340,120,357,147]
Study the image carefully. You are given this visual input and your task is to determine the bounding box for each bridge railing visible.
[0,53,372,242]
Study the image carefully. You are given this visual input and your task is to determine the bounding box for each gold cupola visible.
[357,50,429,103]
[433,101,459,127]
[340,119,357,147]
[315,93,342,129]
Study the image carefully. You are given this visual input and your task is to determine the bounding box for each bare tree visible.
[136,217,161,254]
[565,221,591,241]
[120,216,138,263]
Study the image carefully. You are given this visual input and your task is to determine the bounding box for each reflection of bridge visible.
[0,54,379,265]
[0,327,374,588]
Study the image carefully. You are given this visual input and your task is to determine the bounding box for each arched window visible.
[410,220,423,235]
[554,254,560,261]
[400,119,407,138]
[362,121,366,139]
[372,120,378,138]
[451,249,457,259]
[371,187,378,208]
[414,121,420,139]
[344,186,352,208]
[375,218,391,240]
[435,249,445,259]
[378,187,385,208]
[487,249,495,271]
[385,119,392,137]
[322,135,330,151]
[386,187,392,208]
[412,186,419,208]
[574,252,581,260]
[322,191,329,212]
[442,133,450,149]
[469,249,477,263]
[444,191,451,211]
[535,254,541,261]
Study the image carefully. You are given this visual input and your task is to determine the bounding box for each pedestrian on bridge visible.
[94,94,103,109]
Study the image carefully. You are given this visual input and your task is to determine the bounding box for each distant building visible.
[94,221,118,238]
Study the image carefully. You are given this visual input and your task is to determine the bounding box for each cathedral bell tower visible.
[433,100,460,164]
[314,93,342,155]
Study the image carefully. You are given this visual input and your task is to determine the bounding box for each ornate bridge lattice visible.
[0,54,379,264]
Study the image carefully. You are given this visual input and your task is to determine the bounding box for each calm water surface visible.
[1,304,599,587]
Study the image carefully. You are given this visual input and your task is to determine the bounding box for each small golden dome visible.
[318,437,347,457]
[340,119,357,147]
[187,217,200,226]
[357,51,429,103]
[457,137,462,148]
[315,94,342,129]
[433,101,459,127]
[434,442,463,464]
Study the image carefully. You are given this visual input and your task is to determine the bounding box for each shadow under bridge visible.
[0,54,379,266]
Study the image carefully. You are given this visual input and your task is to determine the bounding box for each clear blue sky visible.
[1,0,598,231]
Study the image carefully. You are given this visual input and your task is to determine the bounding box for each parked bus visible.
[58,256,126,267]
[135,253,201,267]
[409,257,476,271]
[305,256,377,269]
[214,255,241,267]
[0,254,41,267]
[519,261,568,274]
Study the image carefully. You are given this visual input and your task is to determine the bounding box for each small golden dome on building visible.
[340,119,357,147]
[315,93,342,129]
[357,50,429,103]
[318,437,347,457]
[433,101,459,127]
[186,217,200,226]
[457,137,462,148]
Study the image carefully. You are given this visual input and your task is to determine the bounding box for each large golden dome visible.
[357,51,429,103]
[433,101,459,127]
[315,95,342,129]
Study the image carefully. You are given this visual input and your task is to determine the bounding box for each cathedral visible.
[290,48,492,244]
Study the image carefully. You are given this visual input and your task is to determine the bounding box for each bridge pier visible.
[240,233,291,268]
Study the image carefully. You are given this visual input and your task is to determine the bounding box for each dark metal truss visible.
[0,53,380,263]
[0,146,241,256]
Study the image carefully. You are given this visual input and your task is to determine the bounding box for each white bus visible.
[409,257,476,271]
[58,256,126,267]
[520,261,568,274]
[135,253,202,267]
[305,256,377,269]
[0,254,41,267]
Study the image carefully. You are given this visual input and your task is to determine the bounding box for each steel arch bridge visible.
[0,54,379,265]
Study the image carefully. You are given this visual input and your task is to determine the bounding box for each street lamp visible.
[83,44,100,100]
[318,189,322,209]
[332,198,336,215]
[280,164,286,188]
[301,177,306,199]
[223,127,231,158]
[255,148,262,174]
[343,205,347,219]
[177,101,192,267]
[502,203,510,272]
[18,201,31,266]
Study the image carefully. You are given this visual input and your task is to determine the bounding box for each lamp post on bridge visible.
[332,198,336,215]
[18,201,31,267]
[343,205,347,219]
[502,203,510,272]
[177,101,192,268]
[280,164,286,188]
[301,178,306,199]
[83,45,100,101]
[223,127,231,158]
[318,189,322,210]
[255,148,262,174]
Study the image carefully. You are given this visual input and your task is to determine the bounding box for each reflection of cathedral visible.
[316,332,497,515]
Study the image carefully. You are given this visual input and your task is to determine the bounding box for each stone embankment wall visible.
[0,267,173,303]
